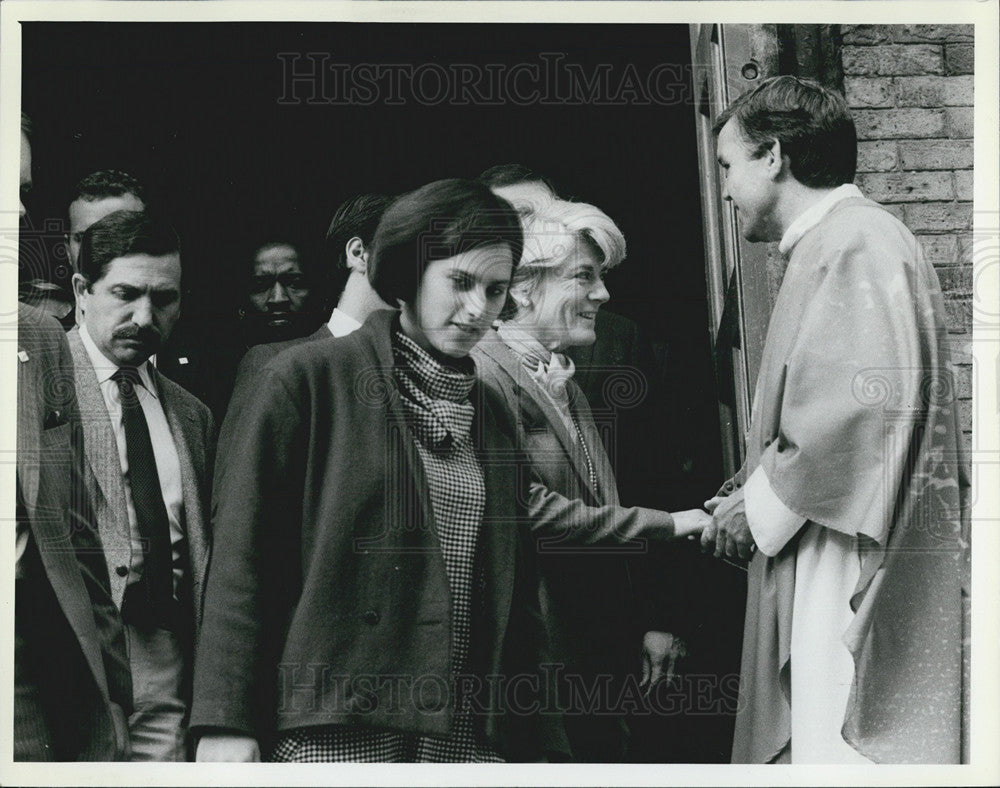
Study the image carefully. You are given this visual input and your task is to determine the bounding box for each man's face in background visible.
[247,242,310,324]
[67,193,145,268]
[242,242,313,343]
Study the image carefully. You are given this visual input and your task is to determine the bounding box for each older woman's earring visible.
[518,297,532,309]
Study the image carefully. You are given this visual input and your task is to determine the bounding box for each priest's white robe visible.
[729,188,969,765]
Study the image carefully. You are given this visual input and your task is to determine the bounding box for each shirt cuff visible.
[744,466,806,557]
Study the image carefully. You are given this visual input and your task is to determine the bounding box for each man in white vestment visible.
[703,76,969,764]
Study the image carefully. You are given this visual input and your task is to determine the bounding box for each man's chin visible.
[112,345,157,366]
[245,313,311,344]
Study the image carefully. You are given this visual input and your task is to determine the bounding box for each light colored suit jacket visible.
[67,327,215,631]
[473,329,673,758]
[16,303,131,760]
[472,329,671,544]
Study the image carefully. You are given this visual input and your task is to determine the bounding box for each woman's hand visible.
[196,734,261,762]
[672,508,713,539]
[640,630,688,696]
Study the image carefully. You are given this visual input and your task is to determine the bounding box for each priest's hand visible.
[703,476,738,516]
[712,476,740,500]
[702,488,756,560]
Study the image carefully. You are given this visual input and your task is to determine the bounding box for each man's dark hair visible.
[322,193,394,302]
[243,233,318,285]
[71,169,147,206]
[77,210,180,287]
[713,75,857,188]
[326,193,395,270]
[368,179,522,306]
[477,163,564,198]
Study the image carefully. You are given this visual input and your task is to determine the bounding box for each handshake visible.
[671,481,757,561]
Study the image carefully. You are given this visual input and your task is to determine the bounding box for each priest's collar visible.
[778,183,865,255]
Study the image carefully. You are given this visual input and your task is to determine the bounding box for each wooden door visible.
[690,23,780,479]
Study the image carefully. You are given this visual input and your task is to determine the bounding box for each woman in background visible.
[190,179,567,762]
[472,198,710,761]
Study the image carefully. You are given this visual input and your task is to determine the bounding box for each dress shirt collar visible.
[778,183,865,255]
[326,307,362,338]
[79,323,158,398]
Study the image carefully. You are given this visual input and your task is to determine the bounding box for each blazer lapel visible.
[364,312,440,556]
[67,328,132,603]
[477,333,600,503]
[16,340,42,521]
[155,368,210,628]
[567,380,617,507]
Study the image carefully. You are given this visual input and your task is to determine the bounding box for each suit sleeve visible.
[478,355,677,548]
[189,366,305,742]
[526,484,676,546]
[202,407,217,527]
[212,348,265,496]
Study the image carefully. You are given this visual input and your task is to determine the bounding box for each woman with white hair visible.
[471,198,710,761]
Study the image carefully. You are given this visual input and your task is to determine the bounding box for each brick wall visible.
[841,24,974,448]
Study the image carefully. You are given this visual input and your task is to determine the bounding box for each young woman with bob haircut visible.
[190,179,568,763]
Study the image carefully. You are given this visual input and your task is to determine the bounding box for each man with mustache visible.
[68,209,216,760]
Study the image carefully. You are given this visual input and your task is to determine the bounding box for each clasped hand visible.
[672,508,714,539]
[700,487,756,560]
